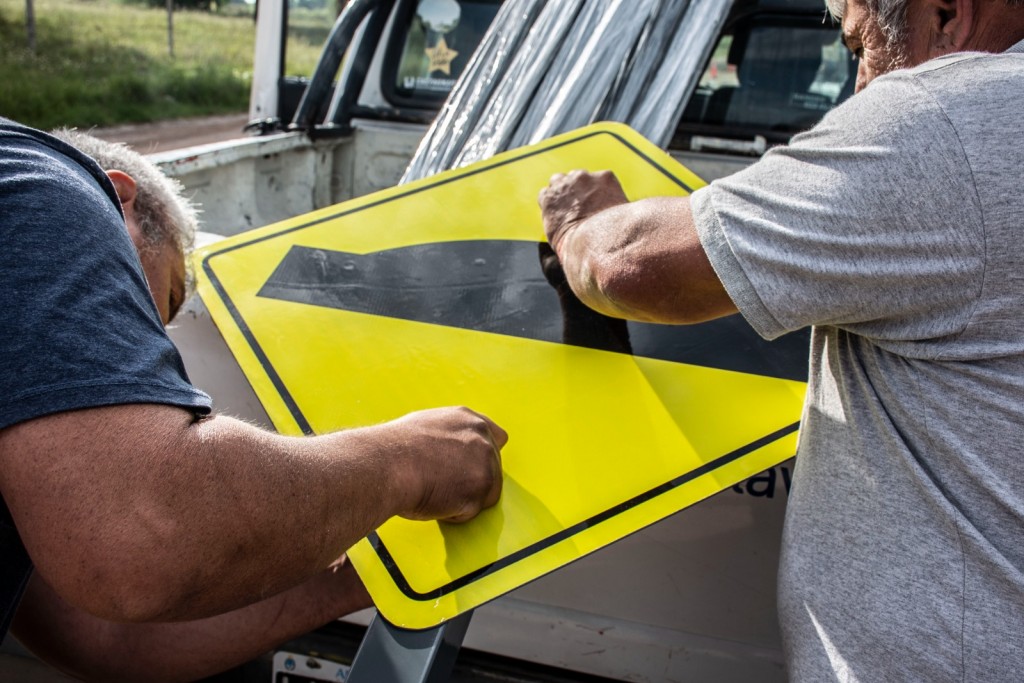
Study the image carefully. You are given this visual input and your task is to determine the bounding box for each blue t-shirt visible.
[0,119,212,637]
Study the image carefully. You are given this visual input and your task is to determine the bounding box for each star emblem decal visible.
[425,36,459,75]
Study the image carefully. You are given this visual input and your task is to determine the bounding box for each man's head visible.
[825,0,1024,92]
[50,129,197,325]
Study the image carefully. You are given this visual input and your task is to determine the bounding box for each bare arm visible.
[539,170,736,324]
[11,561,370,683]
[0,404,504,622]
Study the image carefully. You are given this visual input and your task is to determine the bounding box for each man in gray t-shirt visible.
[540,1,1024,680]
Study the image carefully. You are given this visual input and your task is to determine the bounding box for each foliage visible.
[0,0,325,129]
[117,0,331,12]
[121,0,220,12]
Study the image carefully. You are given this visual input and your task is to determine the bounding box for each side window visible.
[384,0,503,108]
[679,16,855,148]
[284,1,338,79]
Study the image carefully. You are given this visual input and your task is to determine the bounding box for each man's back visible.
[773,43,1024,680]
[537,3,1024,676]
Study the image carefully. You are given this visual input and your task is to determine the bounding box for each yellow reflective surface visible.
[194,123,806,629]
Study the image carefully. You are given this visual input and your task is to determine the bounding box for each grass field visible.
[0,0,331,130]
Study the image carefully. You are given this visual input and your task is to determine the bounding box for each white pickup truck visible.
[100,1,858,680]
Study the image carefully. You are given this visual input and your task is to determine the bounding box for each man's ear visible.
[105,170,138,210]
[105,169,145,249]
[925,0,974,55]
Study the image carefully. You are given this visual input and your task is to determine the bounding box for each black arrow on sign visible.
[257,239,809,382]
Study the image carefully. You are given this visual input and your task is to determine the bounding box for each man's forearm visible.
[539,171,736,325]
[127,411,399,620]
[13,566,370,683]
[555,197,735,324]
[0,403,502,622]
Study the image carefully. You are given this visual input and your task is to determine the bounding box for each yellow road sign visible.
[194,122,807,629]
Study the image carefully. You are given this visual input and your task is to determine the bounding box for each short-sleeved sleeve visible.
[691,72,985,352]
[0,128,212,430]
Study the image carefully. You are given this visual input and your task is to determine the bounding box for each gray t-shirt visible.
[692,42,1024,681]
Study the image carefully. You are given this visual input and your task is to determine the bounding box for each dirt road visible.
[89,112,251,155]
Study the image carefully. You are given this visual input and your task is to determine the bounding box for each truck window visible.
[677,15,855,149]
[285,1,338,79]
[383,0,503,109]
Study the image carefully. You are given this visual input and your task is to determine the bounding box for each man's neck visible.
[966,5,1024,53]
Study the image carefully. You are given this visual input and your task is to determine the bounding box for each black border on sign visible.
[199,127,793,602]
[369,420,798,600]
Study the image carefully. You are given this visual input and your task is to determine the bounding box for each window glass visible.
[285,0,337,78]
[392,0,502,103]
[680,21,855,139]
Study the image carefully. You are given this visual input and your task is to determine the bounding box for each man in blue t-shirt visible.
[0,121,507,680]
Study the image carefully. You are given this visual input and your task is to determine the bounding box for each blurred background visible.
[0,0,336,149]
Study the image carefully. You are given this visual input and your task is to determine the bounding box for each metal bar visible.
[248,0,286,123]
[345,611,473,683]
[290,0,384,132]
[324,1,394,130]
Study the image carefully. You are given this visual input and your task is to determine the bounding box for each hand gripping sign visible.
[194,123,807,629]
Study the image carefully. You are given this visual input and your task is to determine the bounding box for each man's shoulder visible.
[815,48,1020,145]
[0,120,136,298]
[1,118,79,163]
[1,118,80,157]
[904,46,1024,93]
[0,119,121,216]
[893,48,1024,152]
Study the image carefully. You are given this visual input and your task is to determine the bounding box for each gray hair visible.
[824,0,913,48]
[825,0,1024,47]
[49,129,198,258]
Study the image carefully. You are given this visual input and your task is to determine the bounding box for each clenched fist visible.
[386,406,506,523]
[539,170,629,254]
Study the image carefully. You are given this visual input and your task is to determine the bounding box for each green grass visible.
[0,0,329,129]
[285,6,333,76]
